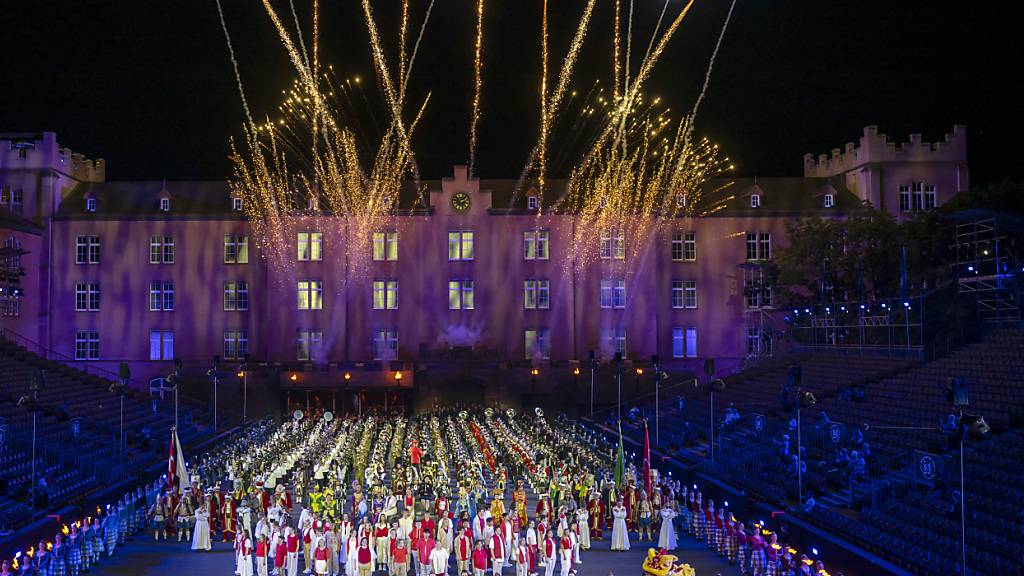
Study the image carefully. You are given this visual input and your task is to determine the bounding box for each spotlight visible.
[969,416,990,436]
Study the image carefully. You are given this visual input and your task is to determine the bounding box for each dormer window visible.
[675,193,687,208]
[750,194,760,208]
[232,197,243,211]
[824,193,834,208]
[160,197,171,212]
[308,196,320,211]
[527,196,539,210]
[86,198,97,212]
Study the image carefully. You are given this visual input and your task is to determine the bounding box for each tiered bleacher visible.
[593,327,1024,576]
[0,337,211,533]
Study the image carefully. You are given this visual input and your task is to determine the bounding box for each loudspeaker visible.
[704,358,715,377]
[614,352,623,364]
[787,365,802,388]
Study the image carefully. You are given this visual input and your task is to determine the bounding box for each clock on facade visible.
[451,192,471,212]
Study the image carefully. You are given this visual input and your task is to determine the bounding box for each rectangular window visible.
[750,194,761,208]
[75,330,100,361]
[685,327,698,358]
[223,235,249,264]
[373,231,399,261]
[232,197,243,211]
[684,280,698,309]
[527,196,539,210]
[149,235,174,264]
[75,236,100,264]
[760,233,772,260]
[671,232,683,261]
[911,182,923,211]
[747,328,760,355]
[603,328,627,356]
[224,281,249,311]
[746,233,758,261]
[373,329,398,360]
[223,330,248,360]
[600,279,626,309]
[600,230,625,259]
[899,185,911,212]
[671,280,684,309]
[924,185,936,211]
[86,198,97,212]
[297,280,323,310]
[296,330,323,361]
[524,329,551,359]
[523,279,551,310]
[523,230,550,260]
[448,280,475,310]
[149,330,174,360]
[373,280,398,310]
[149,282,174,311]
[672,327,685,358]
[448,231,474,261]
[824,193,834,208]
[684,232,696,261]
[74,282,100,312]
[297,232,323,261]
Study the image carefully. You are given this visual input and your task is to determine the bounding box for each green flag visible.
[614,421,625,486]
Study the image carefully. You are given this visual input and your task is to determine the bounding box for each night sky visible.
[2,1,1017,185]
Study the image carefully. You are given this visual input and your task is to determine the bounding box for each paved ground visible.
[86,530,745,576]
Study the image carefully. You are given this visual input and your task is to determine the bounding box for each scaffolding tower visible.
[739,262,775,358]
[953,218,1022,323]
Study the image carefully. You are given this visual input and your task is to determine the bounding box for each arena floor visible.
[84,531,745,576]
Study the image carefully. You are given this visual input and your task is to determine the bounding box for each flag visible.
[614,421,625,486]
[167,427,189,497]
[642,420,652,494]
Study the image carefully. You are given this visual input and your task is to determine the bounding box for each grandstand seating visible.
[0,338,211,533]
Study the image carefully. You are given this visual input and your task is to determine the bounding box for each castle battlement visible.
[0,131,105,182]
[803,125,967,178]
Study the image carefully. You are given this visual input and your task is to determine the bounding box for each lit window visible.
[149,282,175,311]
[911,182,924,211]
[224,235,249,264]
[760,233,771,260]
[160,197,171,212]
[149,235,174,264]
[523,230,550,260]
[672,327,699,358]
[149,330,174,360]
[232,197,243,211]
[600,279,626,309]
[523,279,551,309]
[675,193,686,208]
[223,330,248,360]
[602,328,626,356]
[297,280,323,310]
[373,329,398,360]
[297,330,323,361]
[448,231,474,261]
[86,198,97,212]
[448,279,475,310]
[75,330,100,361]
[599,230,625,259]
[525,329,551,359]
[684,280,697,309]
[750,194,760,208]
[373,231,399,261]
[373,280,398,310]
[824,193,834,208]
[527,196,539,210]
[75,236,101,264]
[224,281,249,311]
[74,282,100,312]
[297,232,323,261]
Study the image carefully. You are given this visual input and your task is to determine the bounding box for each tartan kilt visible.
[765,559,778,576]
[69,544,83,566]
[105,528,118,550]
[737,545,748,570]
[84,536,94,558]
[50,557,68,576]
[727,534,738,558]
[750,549,766,570]
[93,534,105,555]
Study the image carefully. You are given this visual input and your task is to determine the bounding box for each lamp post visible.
[236,358,248,425]
[207,356,222,430]
[530,368,539,397]
[651,355,660,446]
[614,352,623,422]
[170,358,182,432]
[23,369,42,517]
[588,350,596,419]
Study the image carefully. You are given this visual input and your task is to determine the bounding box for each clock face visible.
[451,192,471,212]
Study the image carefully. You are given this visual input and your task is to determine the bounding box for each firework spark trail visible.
[623,0,634,96]
[468,0,485,177]
[403,0,435,98]
[399,0,409,97]
[287,0,310,69]
[539,0,548,192]
[613,0,621,102]
[683,0,737,150]
[214,0,254,126]
[641,0,671,87]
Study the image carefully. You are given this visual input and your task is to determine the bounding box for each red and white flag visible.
[167,427,189,496]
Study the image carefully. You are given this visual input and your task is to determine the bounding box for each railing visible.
[0,328,128,387]
[847,450,942,509]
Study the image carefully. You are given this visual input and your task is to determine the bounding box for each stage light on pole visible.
[344,372,352,381]
[290,373,298,382]
[394,371,403,381]
[573,367,580,376]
